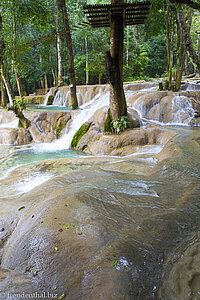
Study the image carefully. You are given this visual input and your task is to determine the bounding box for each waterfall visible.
[171,95,195,125]
[33,91,110,152]
[186,82,200,91]
[53,90,70,106]
[0,119,18,128]
[132,93,196,126]
[43,91,50,105]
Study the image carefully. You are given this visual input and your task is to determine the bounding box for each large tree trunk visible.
[59,0,78,109]
[105,0,127,120]
[178,7,200,72]
[54,0,63,87]
[175,7,193,90]
[164,1,175,90]
[175,21,186,90]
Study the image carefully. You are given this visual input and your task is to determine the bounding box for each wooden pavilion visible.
[84,0,151,121]
[84,1,151,28]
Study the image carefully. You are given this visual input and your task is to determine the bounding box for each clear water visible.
[26,105,72,111]
[0,144,84,178]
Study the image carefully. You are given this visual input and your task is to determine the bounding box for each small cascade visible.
[185,82,200,91]
[133,93,196,126]
[53,91,70,106]
[0,119,18,128]
[33,91,110,152]
[171,95,195,125]
[43,91,50,105]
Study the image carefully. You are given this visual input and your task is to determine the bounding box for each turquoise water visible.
[0,144,84,178]
[26,105,72,111]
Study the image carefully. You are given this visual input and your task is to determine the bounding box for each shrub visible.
[111,116,131,134]
[13,97,27,112]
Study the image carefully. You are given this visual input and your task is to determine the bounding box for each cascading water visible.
[0,119,18,128]
[33,91,110,152]
[133,93,197,126]
[53,90,70,106]
[171,95,195,124]
[43,91,50,105]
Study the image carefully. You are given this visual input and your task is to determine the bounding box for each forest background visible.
[0,0,199,97]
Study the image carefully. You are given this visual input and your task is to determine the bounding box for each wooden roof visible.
[84,1,151,27]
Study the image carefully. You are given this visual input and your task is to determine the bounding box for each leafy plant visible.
[13,97,27,112]
[111,116,131,134]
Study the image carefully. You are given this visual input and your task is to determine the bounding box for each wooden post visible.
[105,0,127,120]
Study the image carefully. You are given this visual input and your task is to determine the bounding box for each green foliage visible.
[71,123,90,148]
[13,97,27,112]
[145,35,168,78]
[111,116,131,134]
[1,0,198,93]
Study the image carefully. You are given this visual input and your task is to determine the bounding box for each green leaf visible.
[78,232,83,235]
[63,225,70,229]
[113,260,118,267]
[57,294,66,300]
[55,246,58,251]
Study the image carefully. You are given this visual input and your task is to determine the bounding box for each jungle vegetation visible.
[0,0,199,101]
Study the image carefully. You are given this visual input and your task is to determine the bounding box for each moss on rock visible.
[54,118,69,138]
[71,122,91,148]
[103,109,113,132]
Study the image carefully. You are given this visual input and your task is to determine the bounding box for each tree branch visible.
[169,0,200,11]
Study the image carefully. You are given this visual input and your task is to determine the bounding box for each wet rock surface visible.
[0,128,33,145]
[158,237,200,299]
[28,111,71,143]
[127,90,200,126]
[75,126,175,156]
[0,128,199,299]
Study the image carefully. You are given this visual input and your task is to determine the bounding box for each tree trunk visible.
[14,66,23,98]
[11,104,31,129]
[185,54,190,75]
[164,1,175,90]
[99,72,101,85]
[52,68,56,87]
[175,21,186,90]
[54,0,63,87]
[178,7,200,72]
[133,25,138,46]
[44,74,48,89]
[85,16,89,85]
[0,12,14,105]
[105,0,127,120]
[13,17,23,98]
[126,26,129,67]
[1,63,14,106]
[59,0,78,109]
[1,77,7,107]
